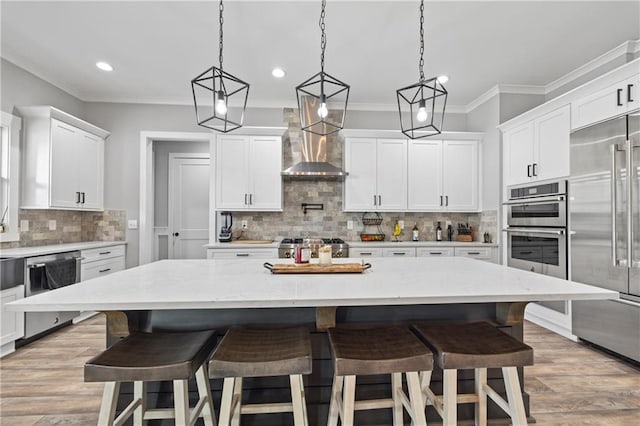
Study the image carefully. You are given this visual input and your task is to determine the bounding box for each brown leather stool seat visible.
[84,330,217,426]
[327,326,434,426]
[209,326,312,426]
[412,321,534,425]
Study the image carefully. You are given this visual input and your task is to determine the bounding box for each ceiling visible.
[2,1,639,111]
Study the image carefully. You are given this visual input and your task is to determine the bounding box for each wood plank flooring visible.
[1,314,639,425]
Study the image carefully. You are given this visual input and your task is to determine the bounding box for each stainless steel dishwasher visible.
[23,251,81,339]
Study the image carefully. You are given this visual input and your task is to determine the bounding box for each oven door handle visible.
[502,195,565,205]
[503,227,565,235]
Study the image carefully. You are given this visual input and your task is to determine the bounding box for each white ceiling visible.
[2,1,639,110]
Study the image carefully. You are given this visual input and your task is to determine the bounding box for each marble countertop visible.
[8,257,616,312]
[0,241,127,258]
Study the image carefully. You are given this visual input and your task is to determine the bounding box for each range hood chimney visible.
[281,97,347,179]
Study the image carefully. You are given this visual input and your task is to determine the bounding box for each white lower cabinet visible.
[207,248,277,259]
[382,247,416,257]
[350,245,496,263]
[1,285,25,356]
[454,247,496,263]
[416,247,454,257]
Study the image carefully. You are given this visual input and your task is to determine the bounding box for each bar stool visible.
[84,330,217,426]
[412,321,534,426]
[209,326,312,426]
[326,326,434,426]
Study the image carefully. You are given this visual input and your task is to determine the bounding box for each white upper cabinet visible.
[504,104,570,186]
[408,139,479,212]
[216,135,282,211]
[344,137,407,211]
[572,73,639,130]
[19,106,109,211]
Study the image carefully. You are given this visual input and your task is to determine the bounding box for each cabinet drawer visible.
[81,245,126,262]
[416,247,454,257]
[454,247,493,259]
[81,257,125,281]
[207,249,277,259]
[382,247,416,257]
[349,248,383,258]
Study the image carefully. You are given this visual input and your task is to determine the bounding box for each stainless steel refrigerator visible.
[570,113,640,362]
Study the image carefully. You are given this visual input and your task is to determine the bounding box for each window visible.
[0,111,22,242]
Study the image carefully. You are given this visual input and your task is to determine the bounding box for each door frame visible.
[139,131,215,265]
[167,153,210,259]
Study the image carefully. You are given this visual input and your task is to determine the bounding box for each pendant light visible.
[296,0,350,136]
[191,0,249,133]
[396,0,448,139]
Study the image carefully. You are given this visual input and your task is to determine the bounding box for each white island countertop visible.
[0,241,127,258]
[8,257,617,312]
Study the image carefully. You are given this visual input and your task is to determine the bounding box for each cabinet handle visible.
[445,195,449,206]
[99,251,111,255]
[429,252,443,255]
[244,194,248,205]
[236,253,250,257]
[81,192,85,204]
[75,191,81,203]
[628,84,635,103]
[532,163,538,176]
[468,252,481,255]
[392,252,406,256]
[373,195,377,206]
[378,195,382,206]
[249,194,253,205]
[527,164,532,177]
[520,251,533,255]
[440,195,443,206]
[99,268,111,273]
[360,252,373,256]
[617,88,623,106]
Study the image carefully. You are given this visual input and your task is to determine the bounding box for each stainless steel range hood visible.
[282,97,347,179]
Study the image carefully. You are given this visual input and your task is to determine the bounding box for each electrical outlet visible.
[128,219,138,230]
[241,220,248,229]
[347,220,353,230]
[20,220,29,232]
[399,220,405,229]
[48,220,56,231]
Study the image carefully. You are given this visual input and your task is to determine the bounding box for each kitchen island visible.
[8,257,617,425]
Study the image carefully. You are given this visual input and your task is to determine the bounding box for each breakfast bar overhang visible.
[8,257,618,425]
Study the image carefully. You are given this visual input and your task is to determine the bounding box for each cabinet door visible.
[81,257,125,281]
[408,140,443,210]
[504,122,534,186]
[376,139,407,211]
[349,247,383,258]
[382,247,415,257]
[535,105,570,181]
[207,248,277,259]
[1,285,25,345]
[75,130,104,210]
[571,78,630,130]
[216,135,250,209]
[248,136,282,210]
[344,138,377,211]
[50,119,80,208]
[443,140,478,211]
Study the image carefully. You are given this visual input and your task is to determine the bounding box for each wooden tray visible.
[264,262,371,274]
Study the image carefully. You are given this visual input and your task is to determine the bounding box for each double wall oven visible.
[504,180,568,312]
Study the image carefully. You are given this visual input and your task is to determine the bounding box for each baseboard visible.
[525,308,578,342]
[0,341,16,358]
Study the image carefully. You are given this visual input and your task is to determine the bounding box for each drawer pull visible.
[99,251,112,255]
[99,268,111,273]
[360,252,373,256]
[392,252,406,256]
[236,253,250,257]
[429,252,443,255]
[467,252,481,255]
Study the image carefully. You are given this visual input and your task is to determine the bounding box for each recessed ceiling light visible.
[96,61,113,72]
[437,75,449,84]
[272,68,286,78]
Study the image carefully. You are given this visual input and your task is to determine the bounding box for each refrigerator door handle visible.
[611,144,619,267]
[627,139,634,269]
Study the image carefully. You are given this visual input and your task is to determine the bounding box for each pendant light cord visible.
[219,0,224,72]
[418,0,425,82]
[319,0,326,73]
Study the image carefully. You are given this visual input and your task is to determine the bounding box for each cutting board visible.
[264,262,371,274]
[229,240,274,244]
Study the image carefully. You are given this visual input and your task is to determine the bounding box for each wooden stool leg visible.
[218,377,236,426]
[391,372,404,426]
[342,375,356,426]
[98,381,120,426]
[442,369,458,426]
[406,372,427,426]
[173,379,190,426]
[502,367,527,425]
[133,381,146,425]
[475,368,488,426]
[195,365,216,426]
[231,377,243,426]
[327,375,343,426]
[290,374,308,426]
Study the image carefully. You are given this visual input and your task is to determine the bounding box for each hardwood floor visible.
[1,314,639,425]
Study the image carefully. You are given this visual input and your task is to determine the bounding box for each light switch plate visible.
[128,219,138,230]
[20,220,29,232]
[347,220,353,230]
[48,220,56,231]
[399,220,405,229]
[241,220,248,229]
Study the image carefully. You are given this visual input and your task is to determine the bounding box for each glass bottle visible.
[412,223,419,241]
[436,221,442,241]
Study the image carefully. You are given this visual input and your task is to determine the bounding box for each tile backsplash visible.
[0,209,126,249]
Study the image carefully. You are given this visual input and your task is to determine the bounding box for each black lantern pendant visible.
[296,0,350,136]
[191,0,249,133]
[396,0,447,139]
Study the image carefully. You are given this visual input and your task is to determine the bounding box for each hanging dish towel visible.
[44,258,77,289]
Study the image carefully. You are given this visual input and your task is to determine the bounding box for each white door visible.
[504,122,534,186]
[535,105,570,181]
[443,140,478,211]
[248,136,282,210]
[344,138,377,211]
[50,119,80,208]
[376,138,407,211]
[408,139,443,210]
[169,155,210,259]
[75,130,104,210]
[216,135,250,209]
